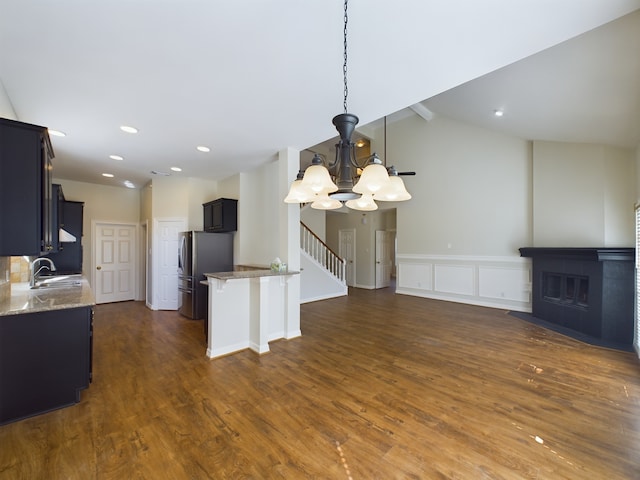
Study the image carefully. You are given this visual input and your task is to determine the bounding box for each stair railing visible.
[300,222,346,283]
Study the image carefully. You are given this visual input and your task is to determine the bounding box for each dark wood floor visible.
[1,287,640,479]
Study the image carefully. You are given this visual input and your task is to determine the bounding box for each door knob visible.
[97,266,102,270]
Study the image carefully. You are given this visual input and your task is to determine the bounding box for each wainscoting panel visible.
[434,264,475,296]
[478,266,531,303]
[397,263,433,290]
[396,254,532,312]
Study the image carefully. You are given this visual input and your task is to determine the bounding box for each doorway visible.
[152,218,186,310]
[339,229,356,287]
[375,230,393,289]
[93,222,137,304]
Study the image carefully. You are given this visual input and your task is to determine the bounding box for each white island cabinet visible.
[203,269,300,359]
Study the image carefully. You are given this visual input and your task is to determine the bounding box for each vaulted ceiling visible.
[1,1,639,189]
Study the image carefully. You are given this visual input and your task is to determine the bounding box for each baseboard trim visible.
[301,290,347,304]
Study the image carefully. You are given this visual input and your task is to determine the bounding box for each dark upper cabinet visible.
[50,183,65,253]
[0,118,55,256]
[46,200,84,274]
[203,198,237,232]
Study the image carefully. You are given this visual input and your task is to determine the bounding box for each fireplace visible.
[519,248,634,345]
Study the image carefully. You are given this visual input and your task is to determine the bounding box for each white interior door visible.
[154,219,185,310]
[375,230,392,289]
[94,223,136,304]
[339,229,356,287]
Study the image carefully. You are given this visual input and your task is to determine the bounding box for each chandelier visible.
[284,0,411,211]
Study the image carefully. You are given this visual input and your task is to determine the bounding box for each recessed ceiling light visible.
[48,129,66,137]
[120,125,138,134]
[196,146,210,152]
[102,173,114,178]
[124,180,136,189]
[170,167,182,172]
[110,154,124,161]
[494,109,504,117]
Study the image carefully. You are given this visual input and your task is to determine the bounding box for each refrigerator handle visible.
[178,235,185,272]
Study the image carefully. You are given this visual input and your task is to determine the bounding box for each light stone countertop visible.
[0,278,95,317]
[203,269,300,281]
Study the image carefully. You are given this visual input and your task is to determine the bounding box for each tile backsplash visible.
[0,256,32,302]
[10,256,30,283]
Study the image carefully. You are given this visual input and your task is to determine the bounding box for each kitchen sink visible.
[31,275,83,289]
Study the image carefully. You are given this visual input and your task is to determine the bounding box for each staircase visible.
[300,222,347,303]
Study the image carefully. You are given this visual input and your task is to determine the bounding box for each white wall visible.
[0,81,16,120]
[301,206,326,241]
[300,251,347,303]
[151,176,189,220]
[237,162,280,266]
[604,146,636,247]
[187,177,218,231]
[216,174,240,263]
[392,114,532,256]
[533,141,635,247]
[218,174,240,199]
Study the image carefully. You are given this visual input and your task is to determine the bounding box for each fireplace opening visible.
[542,272,588,308]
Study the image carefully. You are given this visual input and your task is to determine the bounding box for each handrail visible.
[300,222,342,259]
[300,222,346,283]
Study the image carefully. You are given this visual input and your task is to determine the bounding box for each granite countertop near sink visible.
[0,278,95,317]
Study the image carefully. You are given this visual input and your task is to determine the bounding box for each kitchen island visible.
[203,269,300,359]
[0,278,95,425]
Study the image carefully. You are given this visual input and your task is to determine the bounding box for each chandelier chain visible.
[343,0,348,113]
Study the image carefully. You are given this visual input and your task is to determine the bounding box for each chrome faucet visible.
[30,257,57,287]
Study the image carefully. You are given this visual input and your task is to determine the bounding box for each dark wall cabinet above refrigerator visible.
[0,117,55,256]
[203,198,237,233]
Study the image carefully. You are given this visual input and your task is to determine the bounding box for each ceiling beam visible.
[409,103,434,122]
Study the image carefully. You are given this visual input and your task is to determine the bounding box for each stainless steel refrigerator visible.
[178,231,234,320]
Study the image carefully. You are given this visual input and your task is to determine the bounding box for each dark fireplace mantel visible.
[519,247,635,345]
[519,247,634,262]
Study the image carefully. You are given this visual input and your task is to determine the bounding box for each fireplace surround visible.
[519,247,634,345]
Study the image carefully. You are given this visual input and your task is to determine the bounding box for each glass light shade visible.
[284,179,316,203]
[345,193,378,211]
[375,176,412,202]
[301,165,338,193]
[352,163,390,194]
[311,193,342,210]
